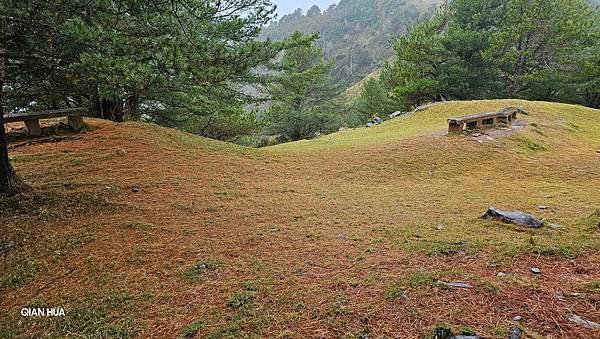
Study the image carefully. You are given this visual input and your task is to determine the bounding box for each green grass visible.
[474,278,501,295]
[267,99,600,152]
[179,320,207,339]
[123,220,155,230]
[401,271,440,288]
[0,259,39,288]
[532,244,576,258]
[579,280,600,292]
[0,191,107,289]
[385,285,407,300]
[183,258,224,281]
[228,290,256,309]
[581,209,600,231]
[408,239,480,256]
[515,134,549,152]
[386,270,461,298]
[0,291,141,338]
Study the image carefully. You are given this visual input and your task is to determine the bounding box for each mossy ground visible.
[1,100,599,338]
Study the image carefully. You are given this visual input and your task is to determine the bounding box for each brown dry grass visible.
[1,100,599,338]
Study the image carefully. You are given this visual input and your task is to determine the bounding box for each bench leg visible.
[24,119,42,136]
[466,121,478,130]
[68,116,84,131]
[448,122,463,135]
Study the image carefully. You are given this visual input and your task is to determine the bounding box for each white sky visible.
[272,0,338,17]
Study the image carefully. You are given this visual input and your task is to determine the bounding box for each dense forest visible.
[262,0,442,84]
[356,0,600,115]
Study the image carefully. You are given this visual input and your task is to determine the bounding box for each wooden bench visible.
[3,108,86,136]
[496,107,521,125]
[448,107,521,134]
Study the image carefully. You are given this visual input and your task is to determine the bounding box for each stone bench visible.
[3,108,86,136]
[448,107,521,134]
[496,107,520,125]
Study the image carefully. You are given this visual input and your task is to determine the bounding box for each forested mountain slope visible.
[262,0,443,84]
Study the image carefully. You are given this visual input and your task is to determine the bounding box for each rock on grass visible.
[482,207,544,228]
[568,314,600,329]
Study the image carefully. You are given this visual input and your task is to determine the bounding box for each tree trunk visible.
[88,89,127,122]
[0,117,20,195]
[90,97,125,122]
[126,93,140,120]
[0,47,22,195]
[586,92,600,109]
[89,88,102,118]
[110,98,125,122]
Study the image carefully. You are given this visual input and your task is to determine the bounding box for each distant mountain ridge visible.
[262,0,443,84]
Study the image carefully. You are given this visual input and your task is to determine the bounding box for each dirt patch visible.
[467,119,526,143]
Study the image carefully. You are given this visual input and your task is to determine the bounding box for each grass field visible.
[1,100,599,338]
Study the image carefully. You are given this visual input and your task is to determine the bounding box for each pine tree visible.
[2,0,284,122]
[355,78,399,119]
[265,32,342,140]
[381,0,600,108]
[0,0,284,193]
[0,46,21,195]
[484,0,598,98]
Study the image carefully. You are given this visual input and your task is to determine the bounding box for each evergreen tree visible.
[1,13,21,194]
[0,0,284,193]
[266,32,342,140]
[355,78,400,118]
[1,54,20,194]
[382,12,449,108]
[484,0,598,98]
[2,0,284,121]
[380,0,600,109]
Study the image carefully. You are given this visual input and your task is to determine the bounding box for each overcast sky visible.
[272,0,338,17]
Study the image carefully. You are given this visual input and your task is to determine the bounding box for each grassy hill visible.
[1,100,600,338]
